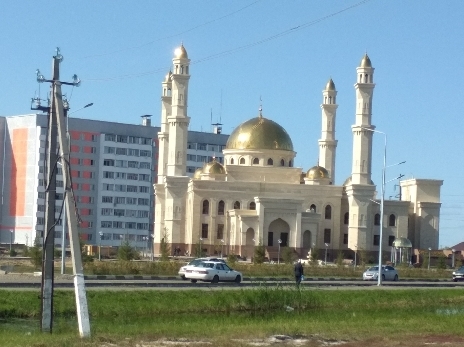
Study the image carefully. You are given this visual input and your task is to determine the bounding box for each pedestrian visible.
[294,259,304,286]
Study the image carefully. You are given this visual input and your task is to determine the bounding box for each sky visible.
[1,0,463,248]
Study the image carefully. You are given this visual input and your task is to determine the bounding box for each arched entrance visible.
[302,230,312,249]
[242,228,255,260]
[267,218,290,262]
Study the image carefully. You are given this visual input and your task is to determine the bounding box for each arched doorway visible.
[268,218,290,246]
[303,230,312,249]
[243,228,255,260]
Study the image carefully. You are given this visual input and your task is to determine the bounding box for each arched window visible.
[230,158,234,164]
[344,212,349,225]
[389,214,396,226]
[249,202,256,210]
[218,200,225,215]
[234,201,241,209]
[289,160,293,167]
[280,159,285,166]
[239,158,245,165]
[267,158,273,165]
[253,158,259,165]
[202,200,209,215]
[325,205,332,220]
[374,213,381,226]
[310,204,316,212]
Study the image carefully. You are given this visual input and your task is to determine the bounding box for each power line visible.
[84,0,372,82]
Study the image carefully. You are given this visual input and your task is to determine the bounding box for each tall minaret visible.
[350,54,375,185]
[167,44,191,177]
[157,71,172,183]
[318,78,338,183]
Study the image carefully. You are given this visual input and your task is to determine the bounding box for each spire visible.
[259,96,263,118]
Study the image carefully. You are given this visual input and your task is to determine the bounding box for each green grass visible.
[1,287,464,346]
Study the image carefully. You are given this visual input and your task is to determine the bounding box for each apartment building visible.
[0,113,227,250]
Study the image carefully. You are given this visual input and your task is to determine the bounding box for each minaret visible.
[157,71,172,183]
[318,78,338,183]
[167,44,191,177]
[350,54,375,185]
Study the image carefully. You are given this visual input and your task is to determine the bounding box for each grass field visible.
[1,286,464,346]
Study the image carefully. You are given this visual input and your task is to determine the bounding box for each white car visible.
[362,265,399,281]
[178,257,225,280]
[185,261,242,284]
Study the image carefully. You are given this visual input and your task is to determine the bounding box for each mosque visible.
[153,44,443,263]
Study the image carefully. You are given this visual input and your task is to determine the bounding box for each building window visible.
[267,158,273,165]
[325,205,332,219]
[198,143,207,151]
[249,202,256,210]
[234,201,240,209]
[202,200,209,214]
[324,229,331,244]
[280,159,285,166]
[343,233,348,245]
[201,224,208,238]
[218,200,225,215]
[253,158,259,165]
[373,235,380,246]
[374,213,381,226]
[344,212,349,225]
[217,224,224,239]
[239,158,245,165]
[230,158,234,164]
[268,231,274,246]
[389,214,396,226]
[116,135,128,143]
[388,235,395,246]
[127,185,137,192]
[310,204,316,212]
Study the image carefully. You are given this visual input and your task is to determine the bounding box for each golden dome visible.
[306,165,329,179]
[193,168,203,179]
[392,237,412,248]
[360,53,372,68]
[174,44,188,59]
[203,160,226,175]
[226,116,293,151]
[325,78,336,91]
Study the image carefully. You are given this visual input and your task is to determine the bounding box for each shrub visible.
[29,237,43,268]
[118,240,140,261]
[254,242,266,264]
[310,248,319,265]
[282,247,297,264]
[9,248,17,257]
[335,251,345,267]
[160,228,171,261]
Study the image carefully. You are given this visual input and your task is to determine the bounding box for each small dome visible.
[193,168,203,179]
[203,160,226,175]
[393,237,412,248]
[360,54,372,68]
[174,44,188,59]
[307,165,329,179]
[325,78,336,91]
[164,71,172,83]
[226,116,293,151]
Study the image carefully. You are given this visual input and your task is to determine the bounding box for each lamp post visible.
[220,239,224,258]
[324,243,329,265]
[151,234,155,261]
[428,247,432,270]
[452,249,456,268]
[9,229,13,251]
[361,127,405,286]
[98,231,103,261]
[277,239,282,264]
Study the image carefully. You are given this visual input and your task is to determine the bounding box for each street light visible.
[9,229,13,251]
[98,231,103,261]
[324,243,329,265]
[361,127,405,286]
[428,247,432,270]
[277,239,282,264]
[220,239,224,258]
[452,249,456,268]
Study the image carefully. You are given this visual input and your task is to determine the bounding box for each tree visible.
[159,227,171,261]
[254,241,266,264]
[28,236,43,268]
[336,251,345,267]
[118,240,140,261]
[310,247,319,265]
[282,247,297,264]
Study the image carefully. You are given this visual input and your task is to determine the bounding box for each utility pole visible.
[35,48,91,337]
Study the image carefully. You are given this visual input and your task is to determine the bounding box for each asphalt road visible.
[1,273,463,290]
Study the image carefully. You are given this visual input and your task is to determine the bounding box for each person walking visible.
[294,259,304,286]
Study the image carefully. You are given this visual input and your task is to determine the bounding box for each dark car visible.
[452,266,464,282]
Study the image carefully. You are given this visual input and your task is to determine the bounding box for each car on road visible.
[362,265,399,281]
[185,261,242,284]
[178,257,225,280]
[452,266,464,282]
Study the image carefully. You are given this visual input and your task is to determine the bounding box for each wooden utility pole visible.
[38,49,91,337]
